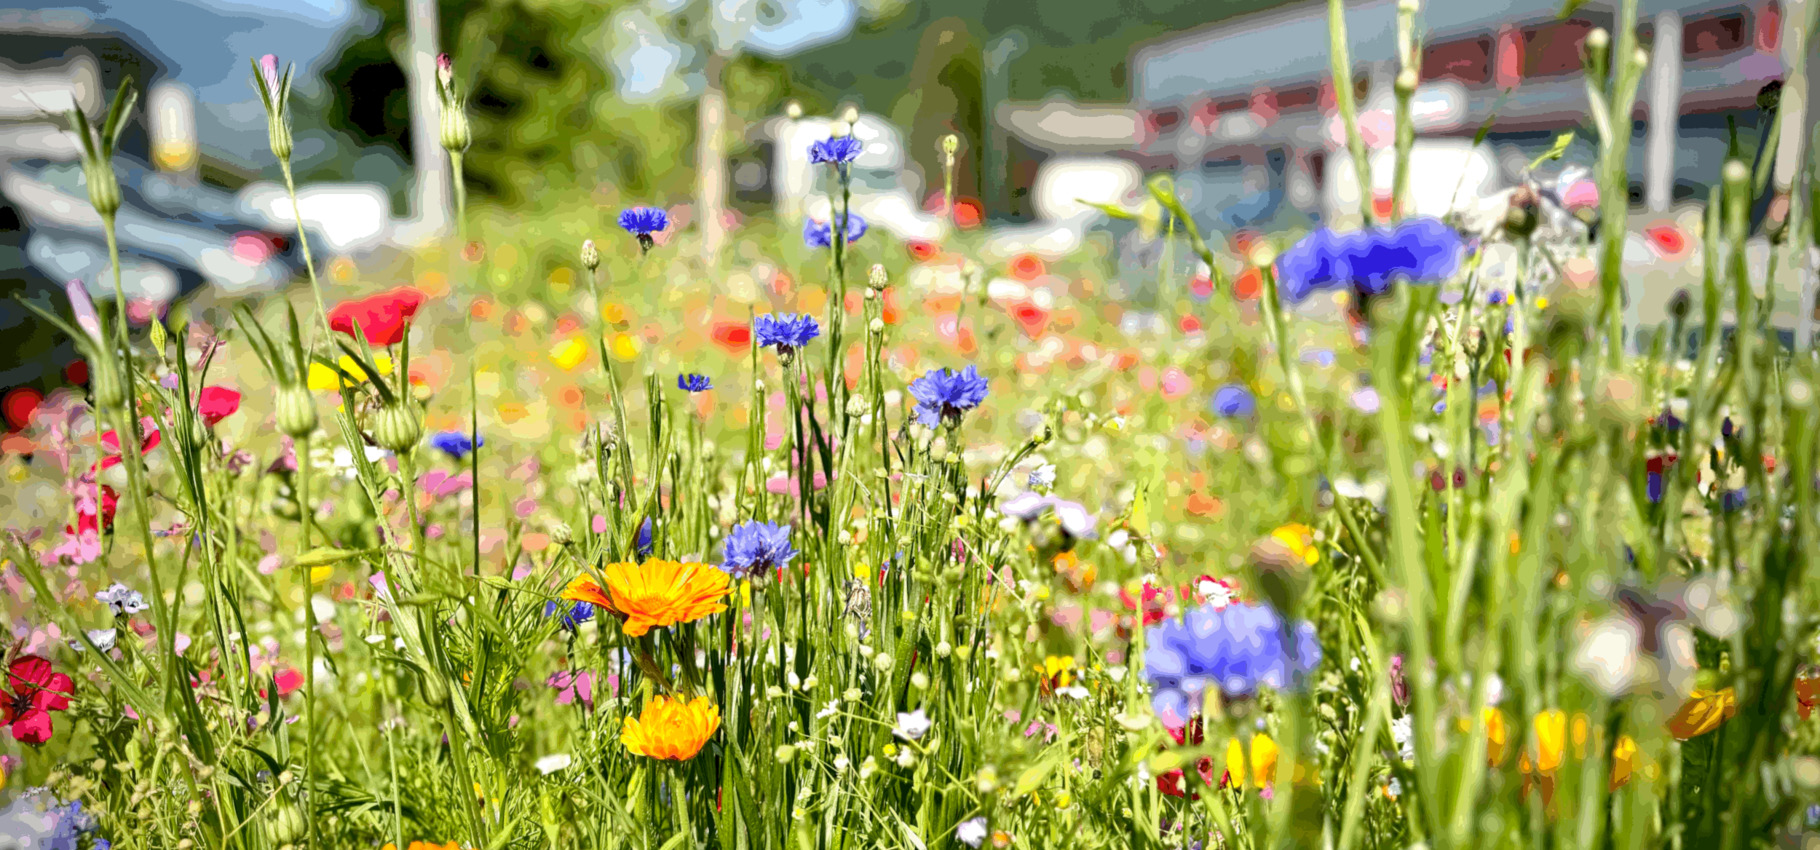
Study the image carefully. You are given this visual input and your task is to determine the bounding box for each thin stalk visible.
[278,158,332,334]
[1327,0,1375,225]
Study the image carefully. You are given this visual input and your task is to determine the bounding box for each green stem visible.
[278,158,331,335]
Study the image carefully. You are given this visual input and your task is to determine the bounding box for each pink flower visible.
[198,386,241,427]
[259,54,280,93]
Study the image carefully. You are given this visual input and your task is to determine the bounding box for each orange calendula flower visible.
[563,560,732,637]
[1667,688,1737,740]
[621,694,721,760]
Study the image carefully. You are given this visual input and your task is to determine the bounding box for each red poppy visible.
[906,240,939,262]
[329,286,427,346]
[1009,254,1045,281]
[98,417,162,471]
[4,656,74,744]
[197,386,242,427]
[710,321,752,352]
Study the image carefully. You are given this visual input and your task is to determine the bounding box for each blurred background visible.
[0,0,1809,428]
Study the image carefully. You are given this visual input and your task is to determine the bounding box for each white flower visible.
[1390,715,1415,763]
[894,709,932,741]
[816,700,840,720]
[955,817,988,848]
[1386,776,1403,798]
[1571,614,1642,697]
[534,754,572,774]
[95,583,148,616]
[1027,464,1056,490]
[71,628,117,653]
[1197,577,1236,610]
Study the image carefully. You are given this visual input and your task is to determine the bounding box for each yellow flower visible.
[622,694,720,761]
[1667,688,1737,740]
[1039,656,1075,688]
[1533,709,1566,774]
[549,337,590,371]
[1610,735,1637,790]
[1270,523,1320,565]
[1483,707,1509,766]
[611,332,641,361]
[381,842,459,850]
[562,560,732,637]
[1224,733,1279,789]
[308,354,394,391]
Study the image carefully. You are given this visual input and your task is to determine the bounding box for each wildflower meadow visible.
[8,3,1820,849]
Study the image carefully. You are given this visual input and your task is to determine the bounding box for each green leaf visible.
[1013,746,1068,796]
[294,547,377,568]
[1558,0,1590,19]
[1078,199,1137,220]
[1527,130,1576,171]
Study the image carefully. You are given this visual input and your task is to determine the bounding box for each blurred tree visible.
[321,0,794,212]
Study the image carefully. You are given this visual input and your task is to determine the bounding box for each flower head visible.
[95,582,148,616]
[329,287,427,347]
[677,373,713,393]
[4,656,74,744]
[754,313,821,354]
[428,430,482,460]
[908,365,989,428]
[1000,492,1096,539]
[956,817,988,848]
[621,694,720,760]
[721,520,797,580]
[809,136,863,165]
[561,559,731,637]
[893,708,932,740]
[619,206,668,254]
[1274,218,1464,304]
[197,386,241,427]
[543,599,595,629]
[804,213,868,248]
[1143,601,1322,729]
[1210,384,1256,418]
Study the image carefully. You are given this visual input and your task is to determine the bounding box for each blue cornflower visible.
[544,599,595,629]
[804,213,868,248]
[618,206,669,254]
[721,520,797,580]
[635,516,654,560]
[754,313,821,356]
[1209,384,1256,418]
[1275,218,1464,304]
[809,136,863,165]
[677,373,713,393]
[1142,601,1321,729]
[429,430,482,460]
[1721,487,1749,512]
[1647,471,1665,504]
[908,365,989,428]
[1487,289,1507,306]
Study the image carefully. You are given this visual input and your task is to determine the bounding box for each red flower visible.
[97,417,162,471]
[710,320,752,352]
[197,386,242,427]
[329,287,427,346]
[75,484,119,535]
[1009,254,1045,281]
[4,656,73,744]
[906,240,939,262]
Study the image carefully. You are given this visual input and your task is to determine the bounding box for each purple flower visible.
[618,206,668,253]
[544,599,595,629]
[1209,384,1255,418]
[754,313,821,354]
[721,520,797,580]
[908,365,989,428]
[1142,601,1321,729]
[429,430,482,460]
[809,136,863,165]
[804,213,867,248]
[1274,218,1464,304]
[1000,492,1096,539]
[677,373,713,393]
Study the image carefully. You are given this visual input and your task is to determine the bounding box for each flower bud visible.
[440,101,471,154]
[436,53,454,91]
[82,157,121,218]
[1668,289,1692,323]
[266,113,293,163]
[868,317,885,334]
[845,394,868,418]
[275,385,318,438]
[369,401,423,453]
[785,100,803,120]
[580,239,599,271]
[549,520,574,547]
[873,652,895,673]
[1394,69,1418,97]
[868,264,888,291]
[1584,27,1611,79]
[1503,185,1539,239]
